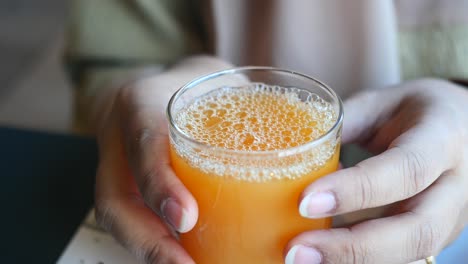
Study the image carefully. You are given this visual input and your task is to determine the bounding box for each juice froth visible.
[175,84,336,152]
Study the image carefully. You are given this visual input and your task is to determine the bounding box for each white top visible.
[214,0,401,98]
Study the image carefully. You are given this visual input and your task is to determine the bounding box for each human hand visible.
[286,79,468,264]
[93,56,232,264]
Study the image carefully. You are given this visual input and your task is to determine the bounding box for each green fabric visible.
[66,0,207,62]
[65,0,209,85]
[399,25,468,80]
[65,0,210,132]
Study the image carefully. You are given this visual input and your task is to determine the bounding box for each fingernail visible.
[285,245,322,264]
[299,192,336,217]
[161,198,189,232]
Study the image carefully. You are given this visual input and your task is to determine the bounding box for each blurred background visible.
[0,0,71,133]
[0,1,467,263]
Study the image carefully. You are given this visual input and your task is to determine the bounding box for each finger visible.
[341,79,432,145]
[126,117,198,233]
[286,174,463,264]
[96,123,193,264]
[342,79,459,152]
[299,122,454,217]
[96,167,194,264]
[115,77,199,233]
[341,87,404,144]
[116,58,240,232]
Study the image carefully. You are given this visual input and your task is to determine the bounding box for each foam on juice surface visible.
[172,83,339,181]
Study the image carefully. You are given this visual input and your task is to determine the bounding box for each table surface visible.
[0,127,97,263]
[0,126,466,263]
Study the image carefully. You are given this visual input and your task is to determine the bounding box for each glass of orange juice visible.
[167,67,343,264]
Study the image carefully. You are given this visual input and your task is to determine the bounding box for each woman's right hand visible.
[93,56,231,263]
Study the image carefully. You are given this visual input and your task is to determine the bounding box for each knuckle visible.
[410,220,443,259]
[397,147,430,195]
[134,237,172,264]
[94,167,115,232]
[338,228,372,264]
[141,241,163,264]
[353,165,377,210]
[138,168,163,211]
[94,198,116,232]
[341,243,366,264]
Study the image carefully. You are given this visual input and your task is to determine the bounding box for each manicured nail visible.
[285,245,322,264]
[299,191,336,217]
[161,198,189,232]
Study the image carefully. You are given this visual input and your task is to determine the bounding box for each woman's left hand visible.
[285,79,468,264]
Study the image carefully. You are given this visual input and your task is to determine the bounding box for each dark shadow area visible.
[0,127,97,263]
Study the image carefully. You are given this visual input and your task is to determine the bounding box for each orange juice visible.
[170,84,340,263]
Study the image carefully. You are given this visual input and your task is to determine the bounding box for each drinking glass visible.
[167,67,343,264]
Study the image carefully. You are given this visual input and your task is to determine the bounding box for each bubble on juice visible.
[172,83,340,181]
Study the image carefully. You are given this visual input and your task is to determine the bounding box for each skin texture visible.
[93,56,468,264]
[286,78,468,264]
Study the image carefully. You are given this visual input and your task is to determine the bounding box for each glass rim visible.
[166,66,344,157]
